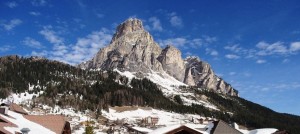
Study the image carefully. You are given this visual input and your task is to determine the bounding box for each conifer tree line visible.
[0,55,299,133]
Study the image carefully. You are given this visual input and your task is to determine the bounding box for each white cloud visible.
[148,17,163,31]
[63,28,112,64]
[256,41,288,56]
[184,52,193,57]
[224,44,242,53]
[31,0,47,6]
[282,59,290,63]
[39,26,64,45]
[210,50,218,56]
[6,1,18,8]
[224,44,257,59]
[290,42,300,52]
[31,50,48,57]
[158,38,187,48]
[1,19,22,31]
[22,37,44,49]
[39,26,68,58]
[158,35,216,49]
[203,36,217,43]
[29,11,41,16]
[256,59,266,64]
[225,41,300,63]
[34,27,112,65]
[168,12,183,28]
[225,54,240,59]
[205,48,218,56]
[0,45,14,52]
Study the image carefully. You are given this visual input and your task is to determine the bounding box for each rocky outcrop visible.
[79,18,238,96]
[79,18,163,73]
[157,45,185,81]
[184,57,238,96]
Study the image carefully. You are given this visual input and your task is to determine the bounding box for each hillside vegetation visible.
[0,55,299,133]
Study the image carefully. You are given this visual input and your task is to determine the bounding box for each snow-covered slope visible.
[114,69,219,110]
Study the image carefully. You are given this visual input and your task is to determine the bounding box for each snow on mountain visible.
[0,91,43,105]
[102,107,203,126]
[113,69,219,110]
[79,18,238,96]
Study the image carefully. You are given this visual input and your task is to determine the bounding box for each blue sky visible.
[1,0,300,115]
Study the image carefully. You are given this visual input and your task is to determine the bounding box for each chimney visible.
[20,128,30,134]
[0,106,8,115]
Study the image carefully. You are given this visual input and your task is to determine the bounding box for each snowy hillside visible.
[114,69,219,110]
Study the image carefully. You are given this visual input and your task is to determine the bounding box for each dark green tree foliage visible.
[85,122,94,134]
[193,89,300,133]
[0,55,300,133]
[174,95,183,105]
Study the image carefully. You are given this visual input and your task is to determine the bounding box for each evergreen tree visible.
[85,122,94,134]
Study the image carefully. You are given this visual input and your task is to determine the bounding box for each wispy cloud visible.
[39,26,64,45]
[158,38,187,48]
[225,54,240,59]
[168,12,183,28]
[63,28,112,64]
[202,35,217,44]
[148,17,163,31]
[205,48,218,56]
[229,72,236,76]
[224,44,243,53]
[31,50,48,57]
[22,37,44,49]
[158,35,216,49]
[224,41,300,63]
[0,45,14,52]
[31,0,47,6]
[290,42,300,52]
[256,41,288,56]
[282,59,290,63]
[224,44,256,58]
[29,11,41,16]
[39,26,67,57]
[1,19,22,31]
[256,59,266,64]
[35,27,112,65]
[6,1,18,8]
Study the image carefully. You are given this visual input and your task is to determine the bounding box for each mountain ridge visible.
[1,55,300,133]
[79,18,238,96]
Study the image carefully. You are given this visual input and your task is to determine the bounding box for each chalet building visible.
[0,103,71,134]
[210,120,243,134]
[24,115,71,134]
[149,125,203,134]
[8,103,28,115]
[144,116,159,126]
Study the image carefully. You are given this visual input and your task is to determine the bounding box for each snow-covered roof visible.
[0,110,56,134]
[131,126,153,133]
[149,124,204,134]
[247,128,278,134]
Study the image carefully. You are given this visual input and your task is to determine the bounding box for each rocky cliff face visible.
[80,18,163,73]
[79,18,238,96]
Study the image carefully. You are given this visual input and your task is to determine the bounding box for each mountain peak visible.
[80,18,238,96]
[112,18,144,41]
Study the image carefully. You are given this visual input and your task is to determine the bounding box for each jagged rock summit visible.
[79,18,238,96]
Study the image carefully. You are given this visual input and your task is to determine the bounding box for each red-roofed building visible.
[0,103,71,134]
[24,115,71,134]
